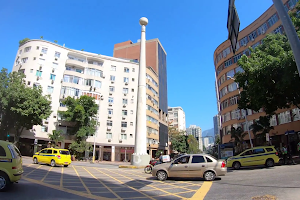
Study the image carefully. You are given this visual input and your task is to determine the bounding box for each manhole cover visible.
[252,195,277,200]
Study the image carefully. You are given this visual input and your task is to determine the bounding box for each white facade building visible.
[168,107,186,131]
[186,125,203,152]
[203,137,209,149]
[13,39,148,161]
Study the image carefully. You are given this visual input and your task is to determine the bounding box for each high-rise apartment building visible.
[213,0,300,151]
[12,39,160,160]
[168,107,186,131]
[113,39,169,154]
[213,115,220,138]
[186,125,203,152]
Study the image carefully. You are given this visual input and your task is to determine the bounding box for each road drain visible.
[252,195,277,200]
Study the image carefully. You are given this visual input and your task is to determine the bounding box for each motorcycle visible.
[144,160,162,174]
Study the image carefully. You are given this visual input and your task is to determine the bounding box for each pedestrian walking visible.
[282,144,288,165]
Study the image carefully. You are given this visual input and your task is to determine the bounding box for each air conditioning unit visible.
[51,80,54,84]
[108,103,113,106]
[122,116,126,120]
[94,87,96,91]
[107,126,112,130]
[102,75,105,78]
[124,93,127,96]
[119,139,122,143]
[108,114,112,118]
[55,58,58,61]
[61,79,63,83]
[39,66,42,70]
[109,92,113,95]
[90,86,93,91]
[121,127,126,131]
[36,77,40,80]
[108,139,111,142]
[123,104,126,107]
[111,81,114,84]
[125,82,128,85]
[52,69,55,73]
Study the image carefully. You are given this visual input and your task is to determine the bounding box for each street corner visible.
[21,164,209,200]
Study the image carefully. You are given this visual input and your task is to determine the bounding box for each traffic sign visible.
[227,0,240,54]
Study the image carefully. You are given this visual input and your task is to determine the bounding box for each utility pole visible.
[272,0,300,77]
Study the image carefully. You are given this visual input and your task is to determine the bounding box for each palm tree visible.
[250,115,274,146]
[229,127,247,154]
[54,40,58,43]
[40,36,43,39]
[48,130,64,148]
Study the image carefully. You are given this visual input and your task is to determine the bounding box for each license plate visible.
[64,162,68,164]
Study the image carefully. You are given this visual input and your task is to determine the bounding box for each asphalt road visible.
[205,164,300,200]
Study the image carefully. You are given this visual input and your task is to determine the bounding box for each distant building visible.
[168,107,186,131]
[203,137,209,149]
[186,125,203,152]
[213,115,220,138]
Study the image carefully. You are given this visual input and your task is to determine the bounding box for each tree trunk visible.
[14,127,24,149]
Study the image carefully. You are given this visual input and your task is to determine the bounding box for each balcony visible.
[66,59,86,68]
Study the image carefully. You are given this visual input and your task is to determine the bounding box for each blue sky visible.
[0,0,273,131]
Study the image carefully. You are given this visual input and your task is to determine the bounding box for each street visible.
[2,158,300,200]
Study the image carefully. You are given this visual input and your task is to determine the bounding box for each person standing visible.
[282,144,288,165]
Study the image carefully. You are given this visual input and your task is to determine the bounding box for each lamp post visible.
[227,76,253,148]
[124,147,127,162]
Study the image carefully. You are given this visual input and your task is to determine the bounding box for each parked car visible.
[152,154,227,181]
[33,148,71,167]
[0,140,23,192]
[226,146,280,170]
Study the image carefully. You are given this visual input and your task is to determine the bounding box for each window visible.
[226,70,235,80]
[109,86,114,92]
[50,74,56,80]
[132,68,135,72]
[24,46,31,52]
[278,111,291,125]
[39,58,45,65]
[108,109,113,115]
[233,54,242,63]
[110,75,115,81]
[121,121,127,127]
[121,134,127,140]
[53,150,57,154]
[27,81,30,85]
[268,14,279,28]
[123,88,128,94]
[124,67,129,73]
[240,36,248,47]
[224,112,231,122]
[191,156,205,163]
[111,65,116,71]
[86,68,103,78]
[257,23,268,35]
[107,120,113,126]
[241,150,253,156]
[55,51,61,58]
[248,31,257,41]
[273,26,283,34]
[292,108,300,121]
[266,148,274,152]
[41,47,48,54]
[22,57,28,63]
[36,70,42,77]
[123,99,128,104]
[19,50,22,54]
[36,46,39,50]
[46,149,53,154]
[108,97,114,103]
[47,86,54,94]
[41,126,48,132]
[253,148,265,154]
[66,66,83,74]
[94,80,102,88]
[131,89,134,92]
[224,58,232,68]
[174,156,190,164]
[124,77,129,83]
[52,63,58,69]
[228,82,237,92]
[122,110,128,116]
[106,132,112,139]
[222,47,231,58]
[85,79,93,86]
[270,115,278,126]
[0,146,6,157]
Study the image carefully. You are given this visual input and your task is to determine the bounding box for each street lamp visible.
[92,95,103,163]
[227,76,253,148]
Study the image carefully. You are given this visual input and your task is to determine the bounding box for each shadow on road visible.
[3,164,181,200]
[146,176,222,182]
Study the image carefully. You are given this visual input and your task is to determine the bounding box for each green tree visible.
[48,130,64,148]
[0,69,52,146]
[186,135,201,154]
[40,36,43,39]
[59,95,98,158]
[235,33,300,115]
[250,116,274,146]
[229,127,247,154]
[171,134,187,153]
[19,38,30,46]
[54,40,58,43]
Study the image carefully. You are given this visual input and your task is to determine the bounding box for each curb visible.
[118,165,145,169]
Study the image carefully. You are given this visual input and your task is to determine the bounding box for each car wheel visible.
[204,171,216,181]
[266,159,274,167]
[64,165,68,167]
[0,172,11,192]
[33,157,38,164]
[233,161,241,170]
[144,166,152,174]
[50,160,56,167]
[157,170,167,181]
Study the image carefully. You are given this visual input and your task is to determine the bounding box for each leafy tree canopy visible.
[19,38,30,46]
[186,135,201,154]
[48,130,64,148]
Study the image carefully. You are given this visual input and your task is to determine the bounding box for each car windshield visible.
[59,150,70,155]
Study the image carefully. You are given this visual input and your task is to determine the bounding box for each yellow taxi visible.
[226,146,279,170]
[33,148,71,167]
[0,140,23,191]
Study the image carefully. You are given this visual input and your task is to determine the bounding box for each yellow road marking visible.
[60,167,64,188]
[190,181,213,200]
[23,177,111,200]
[103,168,185,199]
[93,167,156,200]
[72,166,91,195]
[24,165,43,177]
[41,167,53,182]
[82,167,123,200]
[119,170,199,192]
